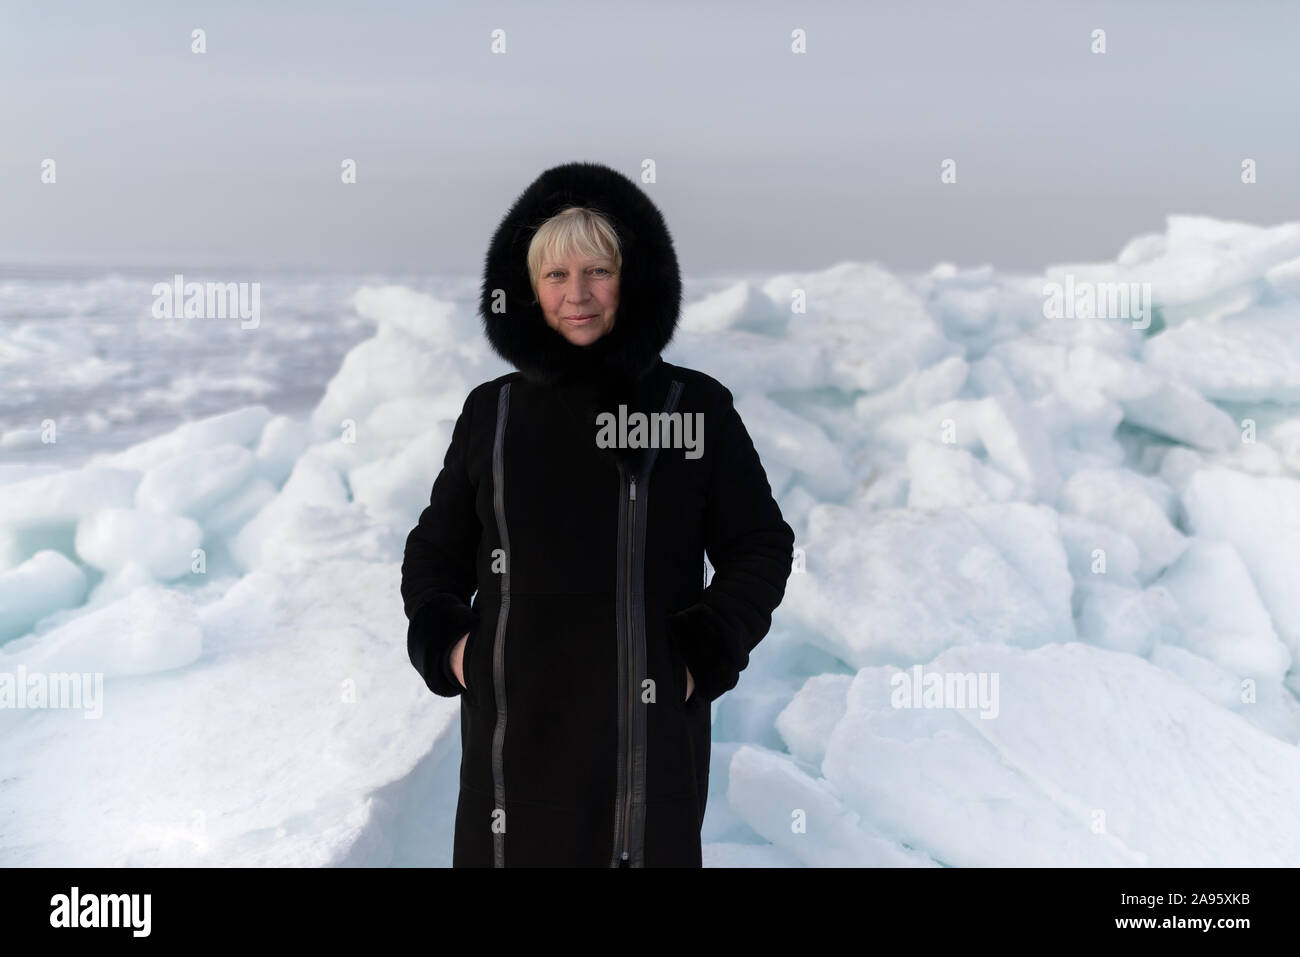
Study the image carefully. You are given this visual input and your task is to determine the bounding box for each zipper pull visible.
[629,476,637,501]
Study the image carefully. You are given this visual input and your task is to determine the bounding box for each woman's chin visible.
[561,328,606,347]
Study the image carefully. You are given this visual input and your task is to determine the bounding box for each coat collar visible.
[551,356,673,477]
[478,161,682,390]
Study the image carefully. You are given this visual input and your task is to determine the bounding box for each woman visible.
[401,161,795,867]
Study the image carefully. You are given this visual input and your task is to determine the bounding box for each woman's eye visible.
[546,267,609,279]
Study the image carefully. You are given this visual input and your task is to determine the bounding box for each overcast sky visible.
[2,0,1297,276]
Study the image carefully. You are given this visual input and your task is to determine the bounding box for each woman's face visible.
[536,252,619,346]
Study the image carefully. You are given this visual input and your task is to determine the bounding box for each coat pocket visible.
[665,622,691,711]
[647,611,701,802]
[464,595,502,710]
[458,626,474,703]
[462,618,487,707]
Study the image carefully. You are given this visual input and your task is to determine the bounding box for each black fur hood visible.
[477,161,682,389]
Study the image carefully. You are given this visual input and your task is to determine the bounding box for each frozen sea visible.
[3,215,1300,866]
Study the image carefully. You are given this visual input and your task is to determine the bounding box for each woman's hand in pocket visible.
[684,665,694,702]
[451,633,469,691]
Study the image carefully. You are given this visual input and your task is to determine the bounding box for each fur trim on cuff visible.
[408,597,478,698]
[666,602,738,704]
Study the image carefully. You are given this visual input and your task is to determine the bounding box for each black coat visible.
[401,161,795,867]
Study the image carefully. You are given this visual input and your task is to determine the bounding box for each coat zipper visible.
[490,382,511,868]
[620,474,635,865]
[610,461,633,867]
[611,379,684,868]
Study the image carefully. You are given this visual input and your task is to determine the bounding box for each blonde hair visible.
[526,206,622,303]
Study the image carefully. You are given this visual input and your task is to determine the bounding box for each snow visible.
[5,212,1300,866]
[1152,539,1291,682]
[0,551,87,643]
[133,444,258,519]
[781,502,1074,668]
[1059,468,1188,582]
[804,642,1300,866]
[2,585,202,681]
[1145,306,1300,402]
[74,508,204,580]
[0,467,138,535]
[1180,467,1300,663]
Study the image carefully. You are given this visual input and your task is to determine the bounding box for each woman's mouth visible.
[564,314,597,324]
